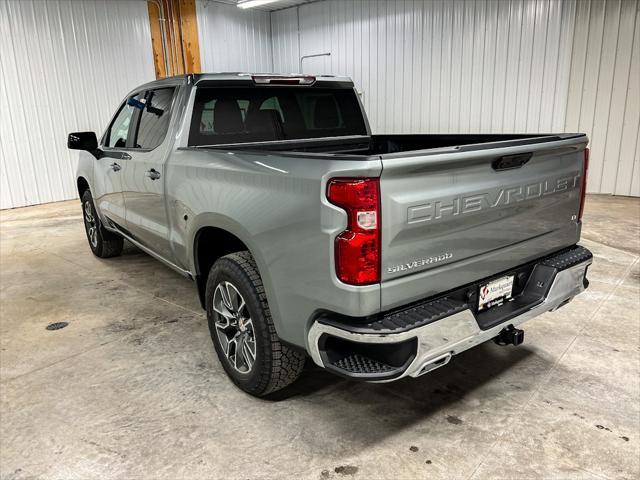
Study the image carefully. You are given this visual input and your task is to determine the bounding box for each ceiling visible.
[211,0,317,12]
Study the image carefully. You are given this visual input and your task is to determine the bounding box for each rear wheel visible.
[81,190,123,258]
[205,251,305,397]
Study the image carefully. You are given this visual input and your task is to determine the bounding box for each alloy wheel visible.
[84,200,98,248]
[212,281,257,374]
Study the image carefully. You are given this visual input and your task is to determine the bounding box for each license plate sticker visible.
[478,275,514,311]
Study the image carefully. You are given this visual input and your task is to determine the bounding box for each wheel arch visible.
[77,176,90,199]
[193,226,248,305]
[191,221,272,316]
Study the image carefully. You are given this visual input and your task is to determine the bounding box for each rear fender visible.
[188,213,284,335]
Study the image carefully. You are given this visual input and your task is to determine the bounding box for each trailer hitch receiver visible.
[493,325,524,346]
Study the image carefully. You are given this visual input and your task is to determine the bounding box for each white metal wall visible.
[271,0,640,195]
[272,0,577,136]
[566,0,640,196]
[0,0,155,209]
[2,0,638,209]
[197,0,272,73]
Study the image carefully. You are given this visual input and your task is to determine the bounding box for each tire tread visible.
[81,190,123,258]
[207,251,305,396]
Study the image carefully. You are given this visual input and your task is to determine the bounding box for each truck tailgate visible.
[379,135,588,310]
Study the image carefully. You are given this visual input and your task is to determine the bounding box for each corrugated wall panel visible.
[566,0,639,196]
[0,0,154,209]
[271,0,576,137]
[196,0,272,73]
[271,6,299,73]
[2,0,637,208]
[270,0,639,196]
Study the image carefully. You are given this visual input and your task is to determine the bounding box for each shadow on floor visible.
[263,343,540,448]
[277,342,535,402]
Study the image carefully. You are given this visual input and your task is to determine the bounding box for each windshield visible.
[188,86,367,146]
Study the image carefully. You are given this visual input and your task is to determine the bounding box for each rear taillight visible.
[327,178,381,285]
[579,147,589,221]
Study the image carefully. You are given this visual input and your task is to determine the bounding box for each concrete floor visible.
[0,195,638,480]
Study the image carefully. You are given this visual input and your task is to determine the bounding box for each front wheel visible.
[81,190,123,258]
[205,251,305,397]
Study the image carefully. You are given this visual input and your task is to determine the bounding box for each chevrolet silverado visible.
[68,73,592,397]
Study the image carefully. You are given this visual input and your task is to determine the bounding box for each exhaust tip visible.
[415,352,452,377]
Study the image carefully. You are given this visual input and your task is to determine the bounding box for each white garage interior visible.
[2,0,639,209]
[0,0,639,478]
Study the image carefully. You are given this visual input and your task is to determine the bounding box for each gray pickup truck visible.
[68,73,592,397]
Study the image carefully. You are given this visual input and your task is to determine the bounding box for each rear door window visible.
[134,87,176,149]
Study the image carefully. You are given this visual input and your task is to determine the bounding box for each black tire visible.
[81,190,124,258]
[205,251,305,397]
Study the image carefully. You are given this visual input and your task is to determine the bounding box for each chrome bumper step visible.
[307,245,593,382]
[319,296,469,335]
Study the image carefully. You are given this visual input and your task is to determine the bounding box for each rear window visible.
[188,87,367,146]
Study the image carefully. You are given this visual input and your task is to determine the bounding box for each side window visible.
[259,97,284,122]
[200,99,216,133]
[297,94,343,130]
[237,100,250,120]
[198,98,250,134]
[135,87,176,149]
[104,98,137,148]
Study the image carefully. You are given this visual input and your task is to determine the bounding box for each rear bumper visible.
[307,245,592,382]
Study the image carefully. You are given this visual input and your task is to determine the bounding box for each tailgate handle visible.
[492,152,533,171]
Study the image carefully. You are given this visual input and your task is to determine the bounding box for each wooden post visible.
[147,0,201,79]
[178,0,202,75]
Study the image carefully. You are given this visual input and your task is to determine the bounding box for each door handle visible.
[492,152,533,171]
[145,168,161,180]
[110,162,121,172]
[120,152,132,160]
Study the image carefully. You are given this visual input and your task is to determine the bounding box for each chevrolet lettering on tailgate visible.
[408,174,581,224]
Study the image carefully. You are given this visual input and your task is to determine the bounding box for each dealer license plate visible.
[478,275,514,311]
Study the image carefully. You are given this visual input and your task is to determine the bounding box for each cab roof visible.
[134,73,354,91]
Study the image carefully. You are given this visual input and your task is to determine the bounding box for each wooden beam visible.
[147,1,167,78]
[178,0,201,74]
[161,0,179,76]
[147,0,201,79]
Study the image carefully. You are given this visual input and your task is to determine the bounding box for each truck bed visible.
[195,133,586,158]
[196,131,588,311]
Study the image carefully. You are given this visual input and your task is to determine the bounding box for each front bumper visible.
[307,245,592,382]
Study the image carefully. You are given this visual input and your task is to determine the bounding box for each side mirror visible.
[68,131,98,151]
